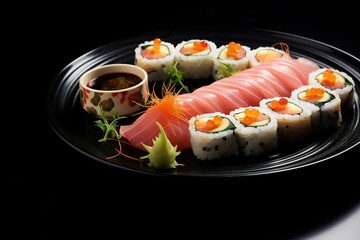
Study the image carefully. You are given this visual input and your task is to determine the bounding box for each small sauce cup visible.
[79,64,149,118]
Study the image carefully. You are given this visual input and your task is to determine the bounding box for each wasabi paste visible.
[140,122,183,169]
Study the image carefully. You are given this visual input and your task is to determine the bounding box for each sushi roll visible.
[134,38,176,82]
[308,68,355,110]
[248,45,290,68]
[175,39,217,79]
[230,107,278,156]
[259,97,312,143]
[291,85,342,132]
[188,112,238,160]
[212,41,251,80]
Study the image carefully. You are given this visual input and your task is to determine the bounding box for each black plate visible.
[47,27,360,177]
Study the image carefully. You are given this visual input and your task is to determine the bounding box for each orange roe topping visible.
[181,40,209,55]
[194,40,208,51]
[196,115,223,132]
[227,41,245,60]
[269,98,288,111]
[304,87,325,101]
[141,38,167,59]
[321,69,336,87]
[240,108,260,125]
[153,38,161,53]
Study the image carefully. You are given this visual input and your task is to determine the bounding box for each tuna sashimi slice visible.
[238,74,282,99]
[245,69,291,96]
[119,57,320,151]
[120,110,191,151]
[192,86,248,113]
[214,78,266,106]
[296,57,320,74]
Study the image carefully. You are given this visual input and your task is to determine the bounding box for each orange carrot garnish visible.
[271,42,290,57]
[137,83,189,136]
[105,138,143,162]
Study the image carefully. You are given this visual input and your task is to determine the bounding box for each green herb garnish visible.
[164,60,189,92]
[213,59,241,80]
[94,109,127,142]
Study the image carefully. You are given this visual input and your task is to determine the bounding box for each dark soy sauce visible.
[88,72,142,90]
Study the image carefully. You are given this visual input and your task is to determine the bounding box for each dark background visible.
[10,1,360,239]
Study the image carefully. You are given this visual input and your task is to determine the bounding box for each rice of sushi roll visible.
[248,45,290,68]
[212,41,251,80]
[230,107,278,156]
[188,112,238,160]
[259,97,312,143]
[291,85,342,132]
[175,39,217,79]
[308,68,355,110]
[134,38,176,82]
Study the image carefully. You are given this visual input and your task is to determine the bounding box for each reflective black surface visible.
[14,2,360,239]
